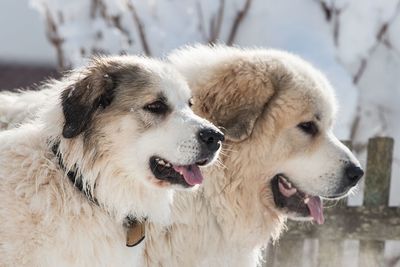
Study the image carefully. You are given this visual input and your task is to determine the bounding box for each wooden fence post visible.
[358,137,394,267]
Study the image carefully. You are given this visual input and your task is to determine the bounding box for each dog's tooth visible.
[304,198,310,204]
[165,163,171,168]
[159,160,165,165]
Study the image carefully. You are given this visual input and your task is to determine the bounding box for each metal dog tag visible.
[125,220,146,247]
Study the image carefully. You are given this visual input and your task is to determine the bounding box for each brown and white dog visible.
[0,45,363,267]
[0,55,223,266]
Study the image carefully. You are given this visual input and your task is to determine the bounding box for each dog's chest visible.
[35,217,144,267]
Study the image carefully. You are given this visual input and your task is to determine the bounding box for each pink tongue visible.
[306,196,324,225]
[173,164,203,186]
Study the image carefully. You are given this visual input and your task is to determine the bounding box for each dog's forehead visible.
[312,90,336,125]
[296,97,332,127]
[113,63,191,106]
[287,77,336,126]
[140,61,192,105]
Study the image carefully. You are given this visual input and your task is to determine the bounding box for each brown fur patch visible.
[192,59,276,142]
[61,57,152,139]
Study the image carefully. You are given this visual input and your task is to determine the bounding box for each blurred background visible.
[0,0,57,89]
[0,0,399,266]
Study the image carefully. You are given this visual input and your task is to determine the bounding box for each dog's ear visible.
[61,65,116,139]
[193,62,275,142]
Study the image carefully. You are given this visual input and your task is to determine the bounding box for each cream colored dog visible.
[0,55,223,266]
[0,45,363,267]
[141,45,363,267]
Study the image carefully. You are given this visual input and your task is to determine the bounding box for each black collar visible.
[51,142,97,203]
[51,141,145,247]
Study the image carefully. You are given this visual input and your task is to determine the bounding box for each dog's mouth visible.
[271,175,325,225]
[150,156,208,188]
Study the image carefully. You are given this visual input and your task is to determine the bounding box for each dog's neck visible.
[51,142,97,202]
[200,155,285,243]
[51,141,146,247]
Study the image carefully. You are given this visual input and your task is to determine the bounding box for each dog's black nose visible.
[198,128,224,152]
[345,164,364,186]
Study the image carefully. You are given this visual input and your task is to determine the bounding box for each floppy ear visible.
[193,62,275,142]
[61,67,116,139]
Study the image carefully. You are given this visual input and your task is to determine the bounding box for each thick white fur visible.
[0,46,362,267]
[0,88,53,130]
[142,45,361,267]
[0,56,220,266]
[0,97,146,266]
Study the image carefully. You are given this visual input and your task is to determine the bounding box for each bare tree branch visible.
[340,0,400,147]
[353,58,367,84]
[91,0,133,49]
[319,1,331,20]
[227,0,252,45]
[316,0,400,146]
[126,1,152,56]
[317,0,346,46]
[352,0,400,84]
[208,0,225,44]
[44,6,66,69]
[196,1,208,41]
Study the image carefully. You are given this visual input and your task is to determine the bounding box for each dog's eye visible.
[188,98,194,108]
[297,121,318,136]
[144,100,168,115]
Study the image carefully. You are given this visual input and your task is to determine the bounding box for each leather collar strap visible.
[51,142,146,247]
[51,143,97,203]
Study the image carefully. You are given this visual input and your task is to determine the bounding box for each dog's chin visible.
[148,156,211,189]
[270,175,327,225]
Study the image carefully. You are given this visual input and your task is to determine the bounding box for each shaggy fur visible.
[0,89,54,130]
[0,45,363,267]
[141,45,362,267]
[0,55,221,266]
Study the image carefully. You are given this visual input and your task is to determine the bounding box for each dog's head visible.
[263,60,364,224]
[169,45,363,226]
[53,56,223,221]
